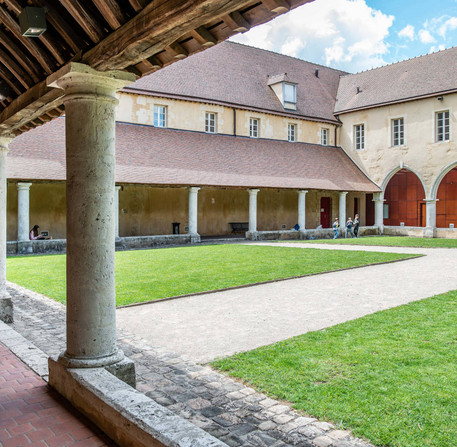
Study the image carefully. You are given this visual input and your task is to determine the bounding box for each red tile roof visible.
[8,118,379,192]
[125,41,347,124]
[336,46,457,113]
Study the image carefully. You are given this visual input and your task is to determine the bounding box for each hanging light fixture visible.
[19,7,47,37]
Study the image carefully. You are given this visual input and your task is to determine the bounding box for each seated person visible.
[29,225,45,240]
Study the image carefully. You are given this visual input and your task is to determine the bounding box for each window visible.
[391,118,404,146]
[288,123,296,142]
[321,128,329,146]
[250,118,259,138]
[354,124,365,150]
[436,110,450,142]
[283,83,297,109]
[205,112,216,133]
[153,105,167,128]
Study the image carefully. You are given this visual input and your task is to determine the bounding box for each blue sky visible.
[230,0,457,72]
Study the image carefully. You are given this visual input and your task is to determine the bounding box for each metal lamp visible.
[19,7,47,37]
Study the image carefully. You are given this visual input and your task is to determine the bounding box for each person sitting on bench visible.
[29,225,45,240]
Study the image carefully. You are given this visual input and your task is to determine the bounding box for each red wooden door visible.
[365,194,374,226]
[320,197,331,228]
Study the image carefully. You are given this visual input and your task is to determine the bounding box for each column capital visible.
[298,190,308,195]
[17,182,32,191]
[248,188,260,195]
[115,185,122,191]
[424,198,438,203]
[188,186,200,193]
[339,191,348,196]
[0,135,14,152]
[47,62,136,99]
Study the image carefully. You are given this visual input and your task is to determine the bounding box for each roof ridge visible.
[225,40,349,75]
[340,45,457,78]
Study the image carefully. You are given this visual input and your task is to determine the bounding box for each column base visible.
[299,230,307,240]
[377,225,384,235]
[190,233,201,244]
[17,241,33,254]
[423,226,437,238]
[246,231,260,241]
[58,348,124,369]
[0,294,13,323]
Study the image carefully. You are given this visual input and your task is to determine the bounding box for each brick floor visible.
[0,342,116,447]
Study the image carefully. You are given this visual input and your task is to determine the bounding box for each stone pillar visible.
[47,63,135,373]
[188,187,200,243]
[297,190,308,231]
[339,192,347,228]
[373,192,384,234]
[17,183,32,241]
[247,189,260,239]
[0,136,13,323]
[115,186,121,239]
[424,199,437,238]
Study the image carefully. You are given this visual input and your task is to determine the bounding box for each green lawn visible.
[7,245,415,306]
[212,290,457,447]
[302,235,457,248]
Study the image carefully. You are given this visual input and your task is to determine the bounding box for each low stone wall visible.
[7,239,67,255]
[383,226,427,237]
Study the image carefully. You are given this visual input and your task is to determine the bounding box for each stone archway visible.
[383,169,426,227]
[436,166,457,228]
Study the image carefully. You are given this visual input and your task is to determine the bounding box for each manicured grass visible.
[212,290,457,447]
[6,245,415,306]
[302,235,457,248]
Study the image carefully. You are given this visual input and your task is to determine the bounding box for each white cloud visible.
[230,0,394,72]
[398,25,415,40]
[418,29,436,44]
[438,17,457,38]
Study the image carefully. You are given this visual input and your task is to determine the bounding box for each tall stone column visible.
[0,136,13,322]
[47,63,135,370]
[115,186,121,239]
[188,187,200,243]
[248,189,260,238]
[17,183,32,241]
[373,192,384,234]
[424,199,437,238]
[339,191,348,228]
[297,190,308,231]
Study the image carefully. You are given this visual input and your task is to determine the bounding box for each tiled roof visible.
[124,41,347,124]
[8,118,379,192]
[335,46,457,113]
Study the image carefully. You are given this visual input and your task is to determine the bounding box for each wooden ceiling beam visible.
[222,11,251,33]
[167,41,188,60]
[262,0,290,13]
[0,67,22,95]
[0,47,33,89]
[127,0,148,13]
[190,26,217,48]
[92,0,126,30]
[59,0,106,44]
[0,5,55,74]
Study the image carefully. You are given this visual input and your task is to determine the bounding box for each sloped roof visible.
[8,118,379,192]
[124,41,347,124]
[335,46,457,113]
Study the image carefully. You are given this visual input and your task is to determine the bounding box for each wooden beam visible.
[167,41,188,60]
[59,0,106,43]
[127,0,148,12]
[0,67,22,95]
[0,47,33,89]
[222,11,251,33]
[92,0,126,30]
[190,26,217,47]
[262,0,290,13]
[0,5,55,74]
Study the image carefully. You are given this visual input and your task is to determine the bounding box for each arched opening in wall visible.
[384,169,425,227]
[437,167,457,228]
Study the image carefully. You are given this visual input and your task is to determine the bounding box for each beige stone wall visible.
[338,94,457,197]
[7,182,66,241]
[117,93,336,145]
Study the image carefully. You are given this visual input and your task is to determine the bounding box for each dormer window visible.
[267,74,297,111]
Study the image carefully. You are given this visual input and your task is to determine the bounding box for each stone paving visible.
[9,282,373,447]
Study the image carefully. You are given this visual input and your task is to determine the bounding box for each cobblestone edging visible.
[8,282,374,447]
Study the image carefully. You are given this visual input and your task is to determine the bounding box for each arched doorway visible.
[437,167,457,228]
[384,169,426,227]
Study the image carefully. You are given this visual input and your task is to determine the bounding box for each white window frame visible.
[250,118,259,138]
[153,105,167,128]
[283,83,297,109]
[354,123,365,150]
[205,112,217,134]
[321,128,329,146]
[391,117,404,147]
[288,123,296,142]
[436,110,450,142]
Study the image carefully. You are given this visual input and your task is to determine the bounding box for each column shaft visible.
[248,189,259,233]
[373,192,384,232]
[188,187,200,235]
[115,186,121,239]
[339,192,348,227]
[17,183,32,241]
[297,190,308,230]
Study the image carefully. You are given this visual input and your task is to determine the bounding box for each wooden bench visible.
[229,222,249,233]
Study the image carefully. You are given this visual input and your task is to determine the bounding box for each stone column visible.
[424,199,437,238]
[373,192,384,234]
[248,189,260,238]
[0,136,13,323]
[188,187,200,243]
[297,190,308,231]
[339,192,347,228]
[115,186,121,239]
[17,183,32,241]
[47,63,135,371]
